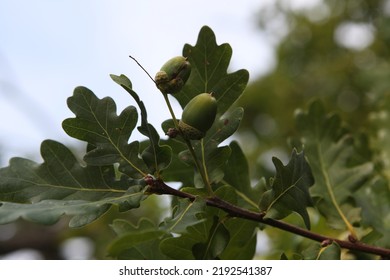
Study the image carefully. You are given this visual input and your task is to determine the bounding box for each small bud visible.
[166,127,179,138]
[155,56,191,94]
[348,234,358,243]
[321,239,333,247]
[178,93,217,140]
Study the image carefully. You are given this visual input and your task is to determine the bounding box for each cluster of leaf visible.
[0,26,388,260]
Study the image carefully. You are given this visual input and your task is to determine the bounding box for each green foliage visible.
[295,100,374,233]
[236,0,390,258]
[0,19,389,260]
[178,26,249,114]
[302,242,341,260]
[259,149,314,229]
[0,140,145,227]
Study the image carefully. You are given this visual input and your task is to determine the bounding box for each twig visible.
[145,176,390,259]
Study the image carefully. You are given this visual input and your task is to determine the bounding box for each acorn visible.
[155,56,191,94]
[178,93,217,140]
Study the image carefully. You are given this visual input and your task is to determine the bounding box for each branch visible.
[145,176,390,259]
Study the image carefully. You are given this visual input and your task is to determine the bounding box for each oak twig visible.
[145,176,390,259]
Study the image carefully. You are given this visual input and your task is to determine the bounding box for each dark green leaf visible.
[0,140,145,227]
[108,218,168,259]
[193,216,230,259]
[62,86,149,178]
[178,26,249,116]
[159,234,199,260]
[159,219,211,260]
[155,139,193,187]
[159,197,206,234]
[303,242,341,260]
[223,141,262,209]
[259,149,314,229]
[110,74,172,175]
[214,185,258,260]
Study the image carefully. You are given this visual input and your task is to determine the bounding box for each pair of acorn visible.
[155,56,217,140]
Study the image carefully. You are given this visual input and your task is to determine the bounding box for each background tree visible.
[237,0,390,258]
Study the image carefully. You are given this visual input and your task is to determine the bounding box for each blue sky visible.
[0,0,276,165]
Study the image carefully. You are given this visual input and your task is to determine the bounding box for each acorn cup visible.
[178,93,217,140]
[155,56,191,94]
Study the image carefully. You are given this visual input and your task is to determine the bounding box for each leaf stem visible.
[145,177,390,259]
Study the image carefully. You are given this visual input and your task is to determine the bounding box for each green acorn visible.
[155,56,191,94]
[179,93,217,140]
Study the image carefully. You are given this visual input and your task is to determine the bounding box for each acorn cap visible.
[155,56,191,94]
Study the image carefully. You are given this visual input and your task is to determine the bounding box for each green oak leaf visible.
[159,233,200,259]
[62,86,149,178]
[192,216,230,260]
[0,140,145,227]
[295,100,374,231]
[159,216,212,260]
[159,197,206,234]
[110,74,172,176]
[223,141,263,209]
[164,107,243,187]
[160,186,258,260]
[302,242,341,260]
[177,25,249,116]
[213,185,258,259]
[259,149,315,229]
[108,218,168,259]
[160,26,248,189]
[356,177,390,247]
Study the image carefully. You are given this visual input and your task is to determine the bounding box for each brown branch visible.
[145,176,390,259]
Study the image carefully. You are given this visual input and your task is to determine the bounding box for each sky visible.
[0,0,279,165]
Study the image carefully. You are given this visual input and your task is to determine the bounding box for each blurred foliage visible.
[238,0,390,258]
[238,0,390,175]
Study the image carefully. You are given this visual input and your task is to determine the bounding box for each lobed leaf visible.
[62,86,149,178]
[110,74,172,175]
[160,26,248,189]
[356,177,390,247]
[0,140,145,227]
[159,197,206,234]
[302,242,341,260]
[223,141,262,209]
[259,149,315,229]
[108,218,168,259]
[295,100,374,230]
[177,26,249,116]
